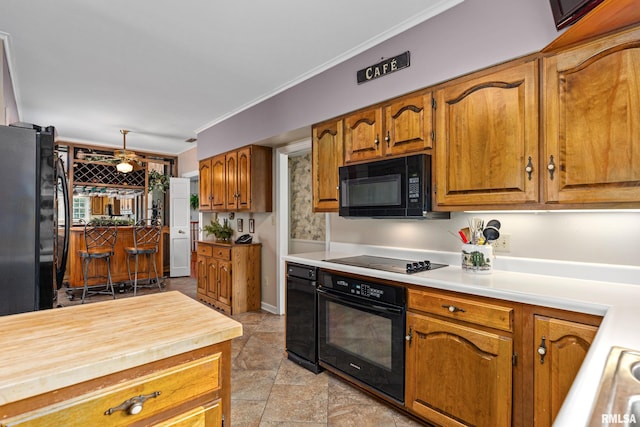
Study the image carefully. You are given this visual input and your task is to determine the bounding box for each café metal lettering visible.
[357,51,410,84]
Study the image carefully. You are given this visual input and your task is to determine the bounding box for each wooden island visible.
[0,291,241,426]
[66,225,164,293]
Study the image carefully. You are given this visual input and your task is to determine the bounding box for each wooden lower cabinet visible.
[532,314,600,427]
[196,241,261,315]
[0,343,230,427]
[155,400,221,427]
[404,287,602,427]
[405,306,514,426]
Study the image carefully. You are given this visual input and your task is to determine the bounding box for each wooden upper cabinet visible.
[200,146,271,213]
[435,58,539,209]
[198,158,213,211]
[236,146,252,211]
[344,108,383,163]
[211,153,226,211]
[533,316,598,427]
[543,26,640,205]
[312,118,343,212]
[383,91,433,156]
[343,91,432,164]
[225,151,238,211]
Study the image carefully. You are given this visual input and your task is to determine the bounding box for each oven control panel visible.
[319,271,405,306]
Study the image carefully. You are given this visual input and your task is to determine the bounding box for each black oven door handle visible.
[317,288,403,315]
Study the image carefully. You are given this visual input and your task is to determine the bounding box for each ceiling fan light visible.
[116,161,134,173]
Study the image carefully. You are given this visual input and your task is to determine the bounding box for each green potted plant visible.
[203,218,234,242]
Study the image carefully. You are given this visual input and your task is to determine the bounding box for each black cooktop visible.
[324,255,448,275]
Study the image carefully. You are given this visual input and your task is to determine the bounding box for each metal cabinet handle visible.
[547,155,556,180]
[405,328,413,344]
[374,134,380,146]
[385,130,391,147]
[525,156,533,181]
[537,336,547,364]
[178,229,185,234]
[105,391,161,416]
[442,304,465,313]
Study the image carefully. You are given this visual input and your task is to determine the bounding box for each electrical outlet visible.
[494,234,511,253]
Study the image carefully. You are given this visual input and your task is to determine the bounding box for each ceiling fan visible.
[81,130,144,173]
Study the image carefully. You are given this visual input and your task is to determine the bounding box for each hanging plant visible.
[190,193,199,210]
[148,170,170,193]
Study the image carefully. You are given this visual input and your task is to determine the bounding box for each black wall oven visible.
[317,270,406,403]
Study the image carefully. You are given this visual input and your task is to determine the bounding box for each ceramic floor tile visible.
[232,368,278,400]
[233,340,284,370]
[231,399,267,427]
[274,358,328,387]
[261,383,328,424]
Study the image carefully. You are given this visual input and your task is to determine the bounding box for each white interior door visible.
[169,177,190,277]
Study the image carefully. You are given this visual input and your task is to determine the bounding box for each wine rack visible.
[73,161,145,187]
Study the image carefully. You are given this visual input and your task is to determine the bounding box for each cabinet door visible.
[406,312,513,427]
[198,159,212,211]
[435,60,539,208]
[533,316,597,427]
[312,118,343,212]
[211,154,226,211]
[236,147,252,211]
[196,255,207,295]
[216,259,232,308]
[344,108,383,163]
[543,27,640,204]
[90,196,106,215]
[224,152,238,211]
[206,257,218,300]
[384,91,432,156]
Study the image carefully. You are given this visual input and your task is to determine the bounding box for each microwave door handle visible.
[317,288,403,315]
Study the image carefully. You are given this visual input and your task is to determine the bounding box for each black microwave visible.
[338,154,449,219]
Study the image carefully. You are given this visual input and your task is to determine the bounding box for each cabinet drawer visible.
[212,246,231,261]
[1,353,221,427]
[197,244,213,257]
[408,288,513,332]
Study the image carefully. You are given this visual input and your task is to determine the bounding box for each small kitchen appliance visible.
[338,154,449,219]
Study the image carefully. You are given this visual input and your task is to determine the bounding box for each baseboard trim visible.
[260,301,278,314]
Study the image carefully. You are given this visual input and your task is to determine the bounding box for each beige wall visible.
[178,146,198,176]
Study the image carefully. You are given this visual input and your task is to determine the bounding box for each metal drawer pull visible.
[105,391,161,416]
[442,304,465,313]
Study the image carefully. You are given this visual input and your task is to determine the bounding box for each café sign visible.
[357,51,410,84]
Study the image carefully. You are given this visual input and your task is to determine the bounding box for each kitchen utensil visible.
[483,225,500,242]
[487,219,501,229]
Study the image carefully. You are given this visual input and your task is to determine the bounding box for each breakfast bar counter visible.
[0,291,242,426]
[66,225,164,291]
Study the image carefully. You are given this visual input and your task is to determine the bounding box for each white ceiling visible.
[1,0,460,155]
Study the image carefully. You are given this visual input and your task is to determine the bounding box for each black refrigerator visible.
[0,123,69,316]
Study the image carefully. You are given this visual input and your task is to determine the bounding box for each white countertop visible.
[283,244,640,427]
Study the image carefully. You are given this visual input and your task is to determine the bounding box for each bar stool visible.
[125,219,162,296]
[78,220,118,304]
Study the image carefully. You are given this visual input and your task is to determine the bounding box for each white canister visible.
[461,244,494,274]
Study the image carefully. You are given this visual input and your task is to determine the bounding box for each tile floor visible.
[57,277,424,426]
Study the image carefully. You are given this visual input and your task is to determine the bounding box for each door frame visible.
[275,138,330,315]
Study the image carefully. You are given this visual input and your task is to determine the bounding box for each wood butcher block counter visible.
[66,225,164,289]
[0,291,242,426]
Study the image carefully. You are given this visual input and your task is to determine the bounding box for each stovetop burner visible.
[324,255,448,275]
